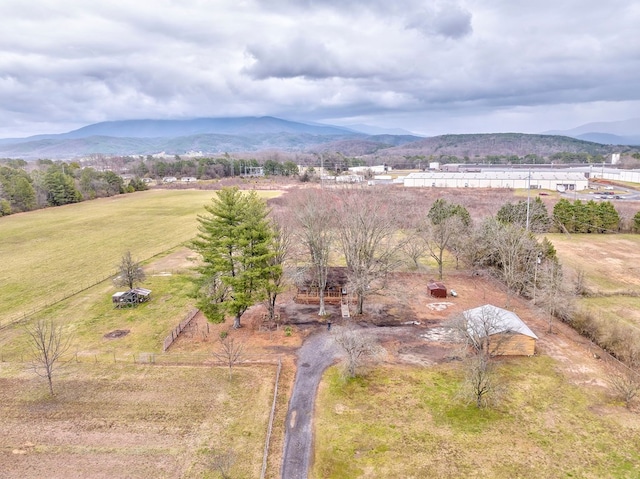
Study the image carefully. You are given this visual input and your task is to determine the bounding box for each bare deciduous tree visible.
[607,363,640,409]
[264,210,292,321]
[401,228,427,270]
[424,199,471,280]
[535,260,572,333]
[462,353,498,408]
[207,448,236,479]
[25,319,72,396]
[114,250,146,290]
[292,189,334,316]
[212,337,245,379]
[334,188,405,315]
[478,218,540,307]
[334,325,383,378]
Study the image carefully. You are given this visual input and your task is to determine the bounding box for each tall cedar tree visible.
[192,188,276,328]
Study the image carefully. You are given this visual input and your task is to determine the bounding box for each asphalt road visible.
[280,330,340,479]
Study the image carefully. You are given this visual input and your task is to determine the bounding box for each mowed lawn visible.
[0,361,276,479]
[312,360,640,479]
[0,189,281,324]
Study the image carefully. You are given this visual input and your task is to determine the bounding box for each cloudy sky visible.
[2,0,640,138]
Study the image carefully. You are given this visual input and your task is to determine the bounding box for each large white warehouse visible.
[403,171,589,191]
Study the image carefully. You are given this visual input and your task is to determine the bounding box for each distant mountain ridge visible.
[2,116,356,143]
[543,118,640,145]
[0,116,637,160]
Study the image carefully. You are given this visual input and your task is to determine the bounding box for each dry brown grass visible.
[0,361,277,479]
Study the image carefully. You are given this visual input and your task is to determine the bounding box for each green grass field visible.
[0,361,276,479]
[0,189,280,326]
[312,360,640,479]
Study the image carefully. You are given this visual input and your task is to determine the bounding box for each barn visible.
[463,304,537,356]
[427,280,447,298]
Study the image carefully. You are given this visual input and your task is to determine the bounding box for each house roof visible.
[463,304,538,339]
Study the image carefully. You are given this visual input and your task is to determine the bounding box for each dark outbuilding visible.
[427,280,447,298]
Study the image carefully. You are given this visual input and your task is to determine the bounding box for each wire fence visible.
[0,349,281,366]
[0,244,193,330]
[0,272,116,330]
[261,357,282,479]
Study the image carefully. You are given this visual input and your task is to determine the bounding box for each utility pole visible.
[525,169,531,231]
[533,252,542,304]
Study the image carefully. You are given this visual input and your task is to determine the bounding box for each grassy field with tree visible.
[0,188,281,326]
[312,361,640,479]
[0,188,286,479]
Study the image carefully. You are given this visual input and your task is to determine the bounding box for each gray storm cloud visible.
[0,0,639,137]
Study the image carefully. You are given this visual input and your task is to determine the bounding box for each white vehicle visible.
[604,186,614,190]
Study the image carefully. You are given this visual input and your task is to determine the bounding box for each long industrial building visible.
[403,171,589,191]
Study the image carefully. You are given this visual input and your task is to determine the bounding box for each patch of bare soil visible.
[172,270,619,391]
[103,329,130,339]
[145,248,200,275]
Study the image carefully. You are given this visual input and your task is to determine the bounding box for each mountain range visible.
[0,116,638,160]
[543,118,640,145]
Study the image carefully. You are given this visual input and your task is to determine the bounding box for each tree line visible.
[190,186,566,329]
[0,159,147,216]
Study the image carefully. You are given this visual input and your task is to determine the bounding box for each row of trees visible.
[190,186,563,329]
[495,196,636,234]
[553,198,621,233]
[0,160,147,216]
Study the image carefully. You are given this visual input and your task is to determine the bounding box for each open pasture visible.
[547,233,640,329]
[312,361,640,479]
[0,361,277,479]
[0,189,281,325]
[548,234,640,293]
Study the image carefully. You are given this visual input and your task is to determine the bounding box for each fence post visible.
[260,358,282,479]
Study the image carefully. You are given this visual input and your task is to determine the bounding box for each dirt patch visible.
[171,270,618,389]
[103,329,130,339]
[146,247,199,274]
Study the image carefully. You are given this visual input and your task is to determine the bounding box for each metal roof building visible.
[463,304,538,356]
[403,171,589,191]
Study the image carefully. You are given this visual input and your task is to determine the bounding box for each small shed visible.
[427,280,447,298]
[112,288,152,308]
[463,304,537,356]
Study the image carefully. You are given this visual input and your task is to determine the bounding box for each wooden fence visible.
[163,308,200,351]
